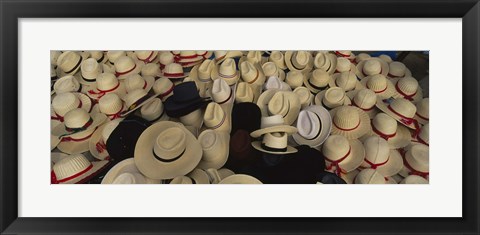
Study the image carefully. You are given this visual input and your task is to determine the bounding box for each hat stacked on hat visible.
[250,115,298,155]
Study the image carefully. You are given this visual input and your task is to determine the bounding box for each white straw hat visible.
[140,98,168,123]
[359,136,403,177]
[86,72,126,100]
[292,105,332,147]
[376,97,420,131]
[212,58,240,86]
[293,86,313,109]
[360,74,395,99]
[303,69,332,93]
[313,52,337,74]
[268,51,287,70]
[51,92,93,120]
[88,123,110,160]
[262,62,285,81]
[107,51,126,65]
[263,76,291,91]
[80,58,103,85]
[354,168,386,184]
[252,132,298,155]
[235,82,255,103]
[124,74,154,93]
[412,123,429,146]
[378,54,393,64]
[158,52,175,70]
[322,135,365,175]
[57,51,86,76]
[245,51,264,65]
[219,174,263,184]
[335,57,357,73]
[392,76,423,103]
[285,51,314,74]
[346,89,378,118]
[399,144,429,179]
[197,130,230,169]
[195,59,215,82]
[251,115,297,138]
[354,53,371,65]
[400,175,429,184]
[101,158,161,184]
[356,57,389,79]
[98,93,126,120]
[266,91,301,125]
[330,105,371,139]
[362,113,411,149]
[213,51,243,64]
[135,51,159,64]
[53,75,85,94]
[162,63,187,79]
[134,121,202,180]
[212,78,234,106]
[414,98,429,125]
[240,61,265,86]
[387,61,411,79]
[141,63,162,78]
[205,168,235,184]
[52,153,109,184]
[330,71,360,92]
[314,87,351,110]
[152,77,175,101]
[89,51,107,64]
[285,71,304,89]
[334,51,355,61]
[114,56,143,79]
[170,169,210,184]
[52,108,107,138]
[203,102,231,132]
[121,88,159,117]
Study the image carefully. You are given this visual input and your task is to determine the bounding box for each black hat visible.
[164,81,210,118]
[106,115,150,162]
[231,102,262,134]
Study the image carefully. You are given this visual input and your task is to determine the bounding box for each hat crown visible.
[140,98,163,121]
[141,63,161,77]
[125,74,147,92]
[389,61,407,76]
[373,113,397,135]
[333,106,360,130]
[297,110,321,139]
[52,92,81,116]
[153,77,174,95]
[57,51,81,72]
[406,144,429,172]
[199,130,218,150]
[267,92,288,117]
[96,73,119,90]
[262,132,288,149]
[363,59,382,75]
[112,172,147,184]
[292,51,309,68]
[212,78,231,103]
[353,89,376,109]
[164,63,184,74]
[204,103,225,128]
[53,154,91,181]
[416,98,429,118]
[355,53,371,63]
[99,93,123,115]
[390,98,416,119]
[366,74,388,92]
[336,57,352,72]
[336,71,357,90]
[264,76,285,90]
[107,51,126,64]
[262,62,278,77]
[246,51,262,64]
[314,52,329,69]
[364,136,390,163]
[235,82,253,103]
[64,108,91,129]
[270,51,283,61]
[153,127,187,160]
[260,115,286,128]
[90,51,104,60]
[324,87,346,108]
[294,87,311,104]
[135,51,156,60]
[124,89,148,108]
[159,52,174,65]
[81,58,101,78]
[355,169,386,184]
[322,135,351,160]
[310,69,331,87]
[286,71,304,87]
[115,56,136,73]
[220,58,237,76]
[198,59,214,79]
[418,123,429,144]
[396,76,419,95]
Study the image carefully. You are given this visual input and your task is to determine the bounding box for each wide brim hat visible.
[361,122,411,149]
[375,98,417,129]
[346,89,379,118]
[134,121,202,180]
[250,123,297,138]
[314,89,351,109]
[356,57,389,79]
[52,112,107,138]
[359,75,396,100]
[330,106,371,140]
[284,51,314,74]
[88,122,110,160]
[120,93,161,117]
[390,77,424,104]
[218,174,263,184]
[292,105,332,147]
[211,64,240,86]
[251,139,297,155]
[55,127,98,154]
[101,158,161,184]
[55,159,110,184]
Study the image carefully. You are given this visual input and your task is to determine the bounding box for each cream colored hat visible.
[124,74,154,93]
[335,57,357,73]
[356,57,389,79]
[51,51,62,66]
[162,63,187,79]
[330,71,360,92]
[158,52,175,70]
[219,174,263,184]
[52,108,107,138]
[346,89,378,118]
[334,51,355,62]
[250,115,297,138]
[304,69,332,93]
[252,132,298,155]
[121,88,159,117]
[114,56,143,79]
[197,130,230,169]
[98,93,126,120]
[203,102,231,132]
[376,97,420,130]
[52,153,109,184]
[269,51,287,70]
[313,52,337,74]
[323,135,365,175]
[89,51,107,64]
[378,54,393,64]
[86,72,127,100]
[101,158,161,184]
[212,58,240,86]
[330,106,371,140]
[152,77,175,101]
[263,76,291,91]
[412,123,429,146]
[212,78,234,105]
[134,121,202,180]
[392,76,423,103]
[80,58,103,85]
[170,169,210,184]
[354,53,371,65]
[387,61,412,79]
[285,51,314,74]
[293,86,313,109]
[292,105,332,147]
[141,63,162,78]
[262,62,285,81]
[135,51,159,64]
[363,113,411,149]
[245,51,264,65]
[196,51,213,60]
[235,82,255,103]
[205,168,235,184]
[314,87,351,110]
[175,51,202,63]
[140,98,168,123]
[266,91,301,125]
[213,51,243,64]
[51,92,93,120]
[399,144,429,179]
[107,51,126,65]
[53,75,85,94]
[414,98,429,125]
[354,168,386,184]
[57,51,86,76]
[240,61,266,86]
[196,59,215,82]
[88,123,110,160]
[285,71,304,89]
[360,74,395,99]
[400,175,429,184]
[359,136,403,177]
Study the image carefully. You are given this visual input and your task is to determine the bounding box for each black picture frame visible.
[1,0,478,234]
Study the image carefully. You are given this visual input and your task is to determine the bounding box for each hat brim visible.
[101,158,161,184]
[376,150,404,177]
[215,51,243,64]
[58,159,110,184]
[359,75,396,100]
[56,127,96,154]
[250,125,298,138]
[375,98,417,129]
[88,123,110,160]
[219,174,263,184]
[330,106,371,140]
[86,81,127,101]
[303,72,328,94]
[74,92,93,114]
[251,141,297,155]
[355,58,390,79]
[52,113,107,137]
[134,121,202,180]
[292,105,332,147]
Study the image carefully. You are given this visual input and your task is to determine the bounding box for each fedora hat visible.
[334,51,355,62]
[141,63,162,79]
[362,113,411,149]
[330,106,371,139]
[268,51,287,70]
[304,69,332,93]
[263,76,291,91]
[412,123,429,146]
[293,87,313,109]
[121,88,159,117]
[140,98,169,123]
[314,87,351,110]
[356,57,389,79]
[158,52,175,70]
[285,71,304,89]
[51,51,62,67]
[80,58,103,85]
[170,169,210,184]
[88,122,111,160]
[162,63,187,79]
[354,53,371,65]
[376,97,420,131]
[262,62,285,81]
[265,91,301,125]
[53,75,86,95]
[86,72,127,100]
[241,61,266,86]
[252,132,298,155]
[245,51,264,65]
[164,81,210,118]
[392,76,423,103]
[313,52,337,74]
[378,54,393,64]
[204,168,235,184]
[335,57,357,73]
[292,105,332,147]
[114,56,143,79]
[414,98,429,125]
[231,102,262,134]
[57,51,87,76]
[400,175,429,184]
[322,135,365,176]
[219,174,262,184]
[330,71,361,92]
[152,77,175,101]
[134,121,202,180]
[387,61,412,79]
[135,51,159,64]
[107,51,126,65]
[51,92,93,122]
[285,51,314,74]
[346,89,378,118]
[52,107,106,138]
[235,82,255,103]
[212,58,240,86]
[360,74,395,99]
[399,144,429,179]
[98,93,126,120]
[256,89,280,117]
[123,74,155,93]
[197,130,230,169]
[196,59,215,83]
[105,115,149,162]
[89,51,107,64]
[354,168,386,184]
[212,78,235,106]
[203,102,231,132]
[359,136,403,177]
[250,115,297,138]
[214,51,243,64]
[52,153,110,184]
[101,158,161,184]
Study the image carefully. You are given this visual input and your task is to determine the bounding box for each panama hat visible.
[292,105,332,147]
[123,74,154,93]
[178,109,204,131]
[219,174,262,184]
[231,102,262,134]
[52,107,106,138]
[354,168,386,184]
[164,81,211,118]
[52,153,110,184]
[387,61,412,79]
[250,115,297,138]
[79,58,103,85]
[204,168,235,184]
[197,130,230,169]
[101,158,161,184]
[359,136,403,177]
[399,144,429,179]
[121,88,159,117]
[354,53,371,65]
[412,123,429,146]
[203,102,231,132]
[330,71,361,92]
[362,113,411,149]
[414,98,429,125]
[392,76,423,103]
[170,169,210,184]
[240,61,266,86]
[51,92,93,122]
[56,51,86,76]
[140,98,168,123]
[262,62,285,81]
[360,74,395,100]
[255,90,285,118]
[88,123,111,160]
[252,131,298,155]
[330,106,371,140]
[334,51,355,62]
[162,63,187,79]
[346,89,378,118]
[90,51,107,64]
[98,93,126,120]
[245,51,264,65]
[356,57,389,79]
[107,51,126,65]
[174,51,202,63]
[214,51,243,64]
[135,51,159,64]
[400,175,429,184]
[141,63,162,79]
[313,52,337,75]
[268,51,287,70]
[285,71,304,89]
[86,72,127,100]
[158,52,174,70]
[235,82,255,103]
[53,75,86,95]
[378,54,393,64]
[211,78,235,106]
[266,91,301,125]
[114,56,143,79]
[134,121,202,180]
[322,135,365,176]
[285,51,314,74]
[335,57,357,73]
[293,86,313,109]
[304,69,332,93]
[212,58,240,86]
[376,97,420,131]
[152,77,175,101]
[263,76,291,91]
[314,87,351,110]
[195,59,215,83]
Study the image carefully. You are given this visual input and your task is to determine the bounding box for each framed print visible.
[1,0,479,234]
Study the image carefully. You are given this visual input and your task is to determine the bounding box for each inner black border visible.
[1,0,479,234]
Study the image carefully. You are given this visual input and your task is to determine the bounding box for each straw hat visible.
[245,51,264,65]
[134,121,202,179]
[80,58,103,85]
[192,59,215,83]
[266,91,301,125]
[354,53,371,65]
[346,89,378,118]
[414,98,429,125]
[196,51,213,60]
[356,57,389,79]
[51,51,62,67]
[269,51,287,70]
[360,74,395,99]
[252,132,298,155]
[412,123,429,146]
[322,135,365,175]
[52,153,109,184]
[330,71,360,92]
[114,56,143,79]
[158,52,174,70]
[152,77,175,101]
[98,93,126,120]
[376,98,420,130]
[162,63,187,79]
[235,82,255,103]
[56,51,86,76]
[314,87,351,110]
[250,115,297,137]
[205,168,235,184]
[354,168,386,184]
[212,78,234,106]
[363,113,411,149]
[285,51,314,74]
[89,51,107,64]
[197,130,230,169]
[387,61,412,79]
[101,158,161,184]
[240,61,264,86]
[219,174,263,184]
[121,88,159,117]
[51,92,93,121]
[303,69,332,93]
[285,71,304,89]
[174,51,202,63]
[334,51,355,62]
[86,72,126,100]
[263,76,291,91]
[292,105,332,147]
[330,106,371,139]
[293,86,313,109]
[135,51,159,64]
[141,63,162,78]
[313,52,337,74]
[212,58,240,86]
[203,102,231,132]
[107,51,126,65]
[392,76,423,103]
[140,98,168,123]
[179,109,204,130]
[378,54,393,64]
[170,169,210,184]
[88,123,111,160]
[262,62,285,81]
[400,175,429,184]
[52,107,106,137]
[53,75,85,95]
[123,74,154,93]
[399,144,429,179]
[335,57,357,73]
[359,136,403,176]
[213,51,243,64]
